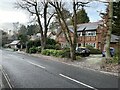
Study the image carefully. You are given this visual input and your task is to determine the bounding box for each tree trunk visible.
[70,45,76,61]
[104,1,113,59]
[40,36,45,52]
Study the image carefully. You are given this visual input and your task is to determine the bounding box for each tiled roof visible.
[68,21,103,32]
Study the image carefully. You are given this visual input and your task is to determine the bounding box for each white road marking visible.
[28,61,45,69]
[59,74,98,90]
[2,70,13,89]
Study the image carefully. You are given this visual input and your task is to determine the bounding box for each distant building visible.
[30,32,56,41]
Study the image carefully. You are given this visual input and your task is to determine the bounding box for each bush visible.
[46,38,56,45]
[41,49,70,58]
[29,46,37,54]
[45,45,55,49]
[90,49,102,54]
[55,44,61,50]
[37,46,41,53]
[27,40,41,49]
[86,45,101,54]
[113,50,120,64]
[62,48,70,58]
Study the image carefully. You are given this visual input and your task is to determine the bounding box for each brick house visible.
[56,21,120,51]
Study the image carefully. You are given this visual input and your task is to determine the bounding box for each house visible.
[30,32,56,41]
[9,40,21,50]
[56,21,120,51]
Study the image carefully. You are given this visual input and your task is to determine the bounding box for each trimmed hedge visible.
[41,49,70,58]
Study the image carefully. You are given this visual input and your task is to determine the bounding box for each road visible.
[1,49,119,89]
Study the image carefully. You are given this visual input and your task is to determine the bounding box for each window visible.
[86,31,96,36]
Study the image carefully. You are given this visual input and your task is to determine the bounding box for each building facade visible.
[56,21,120,51]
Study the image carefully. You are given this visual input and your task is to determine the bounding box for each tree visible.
[18,25,27,35]
[112,1,120,36]
[18,25,28,48]
[27,24,39,35]
[76,8,89,24]
[49,1,89,60]
[101,1,113,60]
[16,0,54,51]
[71,2,89,25]
[0,30,8,46]
[49,8,71,32]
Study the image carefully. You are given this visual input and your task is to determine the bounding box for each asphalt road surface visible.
[1,49,119,89]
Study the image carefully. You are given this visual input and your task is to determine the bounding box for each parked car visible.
[76,47,90,57]
[102,47,115,57]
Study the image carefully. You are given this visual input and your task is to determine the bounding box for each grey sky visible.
[0,0,106,31]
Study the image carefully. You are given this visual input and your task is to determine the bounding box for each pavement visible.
[1,49,119,89]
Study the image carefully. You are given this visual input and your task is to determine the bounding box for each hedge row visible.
[41,49,70,58]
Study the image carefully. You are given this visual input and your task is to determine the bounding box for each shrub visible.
[113,50,120,64]
[86,45,101,54]
[45,45,55,49]
[41,49,70,58]
[29,46,37,54]
[86,45,94,50]
[37,46,41,53]
[27,40,41,49]
[55,44,61,50]
[46,38,56,45]
[62,48,70,58]
[90,49,102,54]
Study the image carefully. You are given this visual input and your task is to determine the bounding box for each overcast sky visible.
[0,0,106,31]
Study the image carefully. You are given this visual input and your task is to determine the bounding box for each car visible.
[76,47,90,57]
[102,47,115,57]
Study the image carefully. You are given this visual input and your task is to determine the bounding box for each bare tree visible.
[16,0,54,51]
[49,0,89,60]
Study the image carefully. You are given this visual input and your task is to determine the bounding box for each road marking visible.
[28,61,45,69]
[2,69,13,89]
[59,74,98,90]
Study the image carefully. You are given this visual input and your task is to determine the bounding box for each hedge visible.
[41,49,70,58]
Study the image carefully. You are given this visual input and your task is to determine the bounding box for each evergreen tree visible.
[112,1,120,36]
[71,8,89,24]
[27,24,39,35]
[18,25,27,35]
[76,8,89,24]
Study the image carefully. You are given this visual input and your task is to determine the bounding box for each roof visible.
[10,40,20,45]
[56,21,103,36]
[111,34,120,42]
[68,21,103,32]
